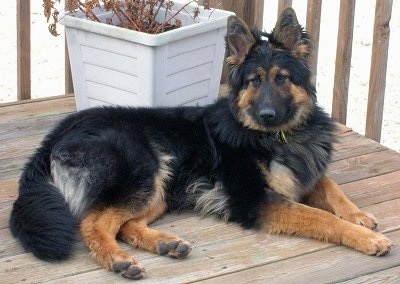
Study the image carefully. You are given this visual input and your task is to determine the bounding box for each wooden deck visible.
[1,96,400,283]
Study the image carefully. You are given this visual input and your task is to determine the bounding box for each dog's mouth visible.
[252,103,311,134]
[235,93,310,133]
[256,104,294,128]
[258,109,284,128]
[237,108,288,133]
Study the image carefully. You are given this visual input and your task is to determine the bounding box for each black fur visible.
[10,11,335,262]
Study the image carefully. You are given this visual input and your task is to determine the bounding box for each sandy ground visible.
[0,0,399,152]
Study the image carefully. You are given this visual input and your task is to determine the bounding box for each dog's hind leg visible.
[304,176,378,230]
[258,197,392,256]
[80,208,146,280]
[118,219,192,259]
[117,146,191,259]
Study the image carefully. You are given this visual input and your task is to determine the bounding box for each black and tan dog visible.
[10,8,392,280]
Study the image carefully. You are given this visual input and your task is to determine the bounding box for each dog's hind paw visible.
[157,239,192,259]
[343,211,378,231]
[112,260,145,280]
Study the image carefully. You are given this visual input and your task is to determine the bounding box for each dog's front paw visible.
[362,232,393,256]
[157,239,192,259]
[342,211,378,230]
[343,226,393,256]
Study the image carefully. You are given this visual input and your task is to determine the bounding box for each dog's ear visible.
[271,8,310,59]
[225,16,256,67]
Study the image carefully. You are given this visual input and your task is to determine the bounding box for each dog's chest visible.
[257,160,300,201]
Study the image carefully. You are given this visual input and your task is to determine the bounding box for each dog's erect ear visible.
[225,16,256,67]
[271,8,310,59]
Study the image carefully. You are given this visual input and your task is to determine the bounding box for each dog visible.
[10,8,392,280]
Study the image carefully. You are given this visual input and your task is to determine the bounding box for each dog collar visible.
[277,131,287,144]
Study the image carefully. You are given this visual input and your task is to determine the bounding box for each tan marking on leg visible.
[80,208,145,279]
[119,151,190,258]
[119,220,191,259]
[258,200,392,256]
[78,149,174,278]
[138,148,172,224]
[139,168,168,224]
[117,158,191,259]
[118,148,190,259]
[305,176,378,230]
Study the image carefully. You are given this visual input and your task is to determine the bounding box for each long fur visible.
[10,10,335,262]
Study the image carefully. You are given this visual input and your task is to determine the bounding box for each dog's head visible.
[225,8,315,133]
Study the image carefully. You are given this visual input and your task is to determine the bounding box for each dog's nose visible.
[259,108,276,121]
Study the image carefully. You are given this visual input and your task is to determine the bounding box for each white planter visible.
[60,2,234,110]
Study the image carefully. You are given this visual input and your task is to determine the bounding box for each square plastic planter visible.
[60,2,234,110]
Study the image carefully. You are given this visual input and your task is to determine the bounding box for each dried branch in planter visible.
[43,0,204,37]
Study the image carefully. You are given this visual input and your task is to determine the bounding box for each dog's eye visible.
[275,74,288,85]
[249,76,261,87]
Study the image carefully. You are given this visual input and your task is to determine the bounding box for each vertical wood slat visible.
[331,0,356,124]
[305,0,322,82]
[365,0,393,142]
[64,1,74,94]
[213,0,264,29]
[277,0,293,17]
[246,0,265,29]
[17,0,31,100]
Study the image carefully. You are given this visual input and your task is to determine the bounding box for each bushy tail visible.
[10,149,78,261]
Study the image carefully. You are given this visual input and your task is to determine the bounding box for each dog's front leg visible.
[257,198,392,256]
[304,176,378,230]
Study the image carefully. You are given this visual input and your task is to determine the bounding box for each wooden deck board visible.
[197,230,400,284]
[0,96,399,283]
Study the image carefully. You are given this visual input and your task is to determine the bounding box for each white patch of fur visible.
[187,179,230,222]
[151,145,175,200]
[51,159,89,218]
[259,160,299,201]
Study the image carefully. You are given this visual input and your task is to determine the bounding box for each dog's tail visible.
[9,144,78,261]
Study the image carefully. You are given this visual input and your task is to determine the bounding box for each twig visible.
[155,0,198,34]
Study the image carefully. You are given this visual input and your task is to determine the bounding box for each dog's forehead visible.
[246,42,293,75]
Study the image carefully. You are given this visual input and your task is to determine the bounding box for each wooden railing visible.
[15,0,393,143]
[277,0,392,142]
[16,0,31,101]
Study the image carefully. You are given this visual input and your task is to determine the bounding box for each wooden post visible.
[206,0,264,29]
[305,0,322,83]
[331,0,356,124]
[277,0,292,17]
[17,0,31,100]
[365,0,392,142]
